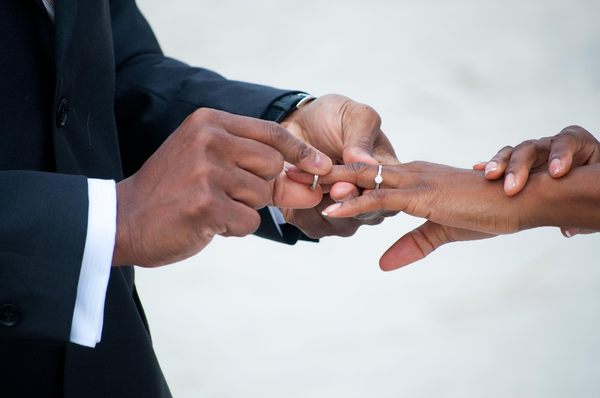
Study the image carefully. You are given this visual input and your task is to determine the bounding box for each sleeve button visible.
[0,304,21,327]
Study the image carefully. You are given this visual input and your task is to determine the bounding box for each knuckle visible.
[243,211,262,235]
[560,125,583,135]
[512,140,538,158]
[405,160,426,169]
[195,162,219,183]
[206,129,231,153]
[416,180,434,194]
[302,229,325,239]
[355,102,383,127]
[188,126,225,152]
[266,150,285,179]
[256,182,273,208]
[190,107,216,124]
[295,142,312,162]
[410,228,436,255]
[192,192,218,218]
[337,224,360,238]
[339,99,353,121]
[223,209,261,237]
[559,125,594,142]
[272,149,285,167]
[515,140,536,150]
[348,161,370,175]
[369,189,388,203]
[369,216,386,226]
[494,146,513,159]
[368,107,383,126]
[266,121,285,146]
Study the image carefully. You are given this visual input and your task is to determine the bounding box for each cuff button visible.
[0,304,21,327]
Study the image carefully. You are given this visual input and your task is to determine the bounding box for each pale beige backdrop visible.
[134,0,600,397]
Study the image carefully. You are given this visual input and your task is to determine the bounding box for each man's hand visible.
[112,108,331,268]
[277,94,400,238]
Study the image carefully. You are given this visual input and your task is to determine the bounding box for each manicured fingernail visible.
[564,228,573,238]
[549,158,562,176]
[485,161,498,175]
[322,203,341,216]
[504,173,516,192]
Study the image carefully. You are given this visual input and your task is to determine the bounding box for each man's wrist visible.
[70,178,116,347]
[262,92,315,123]
[112,179,133,266]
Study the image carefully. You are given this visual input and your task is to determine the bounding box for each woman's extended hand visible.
[290,162,534,234]
[286,162,521,270]
[286,161,600,270]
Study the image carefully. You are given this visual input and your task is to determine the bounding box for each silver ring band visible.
[310,174,319,191]
[374,164,383,189]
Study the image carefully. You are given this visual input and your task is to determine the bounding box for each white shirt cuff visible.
[69,179,116,347]
[268,206,286,237]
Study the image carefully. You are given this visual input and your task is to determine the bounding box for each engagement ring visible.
[374,164,383,189]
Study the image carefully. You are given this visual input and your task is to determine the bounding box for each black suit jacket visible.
[0,0,305,396]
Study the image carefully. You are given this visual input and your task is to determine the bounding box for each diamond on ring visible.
[374,164,383,189]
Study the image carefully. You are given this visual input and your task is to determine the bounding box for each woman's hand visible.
[287,162,519,270]
[291,162,534,234]
[474,125,600,237]
[474,125,600,195]
[287,161,600,270]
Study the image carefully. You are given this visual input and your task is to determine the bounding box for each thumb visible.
[340,104,381,165]
[379,221,495,271]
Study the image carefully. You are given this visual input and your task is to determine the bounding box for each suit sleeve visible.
[110,0,307,244]
[0,171,88,342]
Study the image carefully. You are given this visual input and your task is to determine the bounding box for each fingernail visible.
[485,161,498,175]
[473,161,487,169]
[314,151,330,169]
[285,165,301,174]
[564,228,573,238]
[549,158,562,176]
[504,173,516,192]
[321,203,341,217]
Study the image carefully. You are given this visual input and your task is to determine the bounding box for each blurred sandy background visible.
[134,1,600,396]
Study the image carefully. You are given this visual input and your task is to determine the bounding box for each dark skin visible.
[287,145,600,270]
[474,125,600,237]
[279,94,400,238]
[112,94,400,267]
[112,108,331,267]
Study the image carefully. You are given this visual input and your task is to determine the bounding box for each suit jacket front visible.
[0,0,303,396]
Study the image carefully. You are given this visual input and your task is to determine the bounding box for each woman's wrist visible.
[519,163,600,230]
